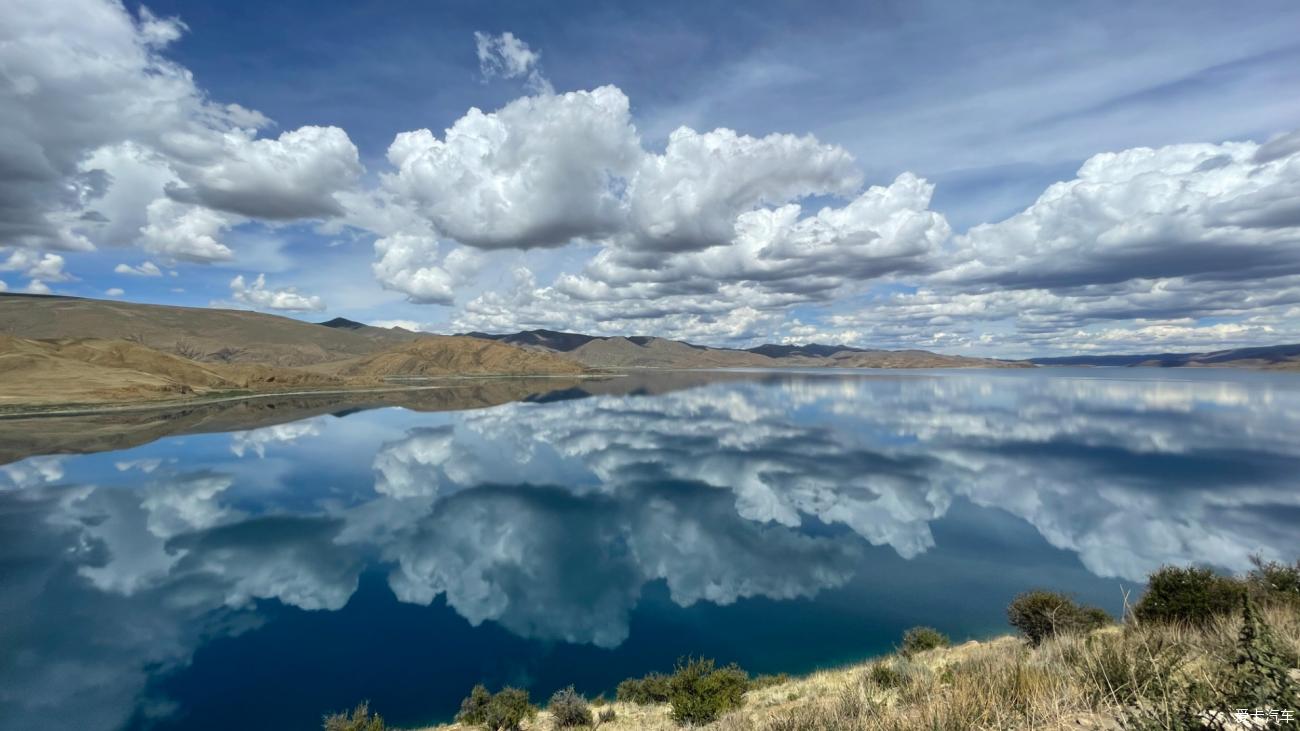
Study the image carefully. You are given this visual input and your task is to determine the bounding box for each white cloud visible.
[383,86,641,250]
[105,287,124,297]
[624,126,861,253]
[474,31,552,94]
[941,138,1300,289]
[25,279,51,294]
[114,261,162,277]
[140,198,236,262]
[370,319,426,331]
[371,234,456,305]
[228,274,325,312]
[0,0,362,278]
[166,125,362,220]
[2,250,71,281]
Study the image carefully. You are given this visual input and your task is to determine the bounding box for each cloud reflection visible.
[2,370,1298,730]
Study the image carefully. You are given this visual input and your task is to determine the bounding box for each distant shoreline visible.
[0,374,609,420]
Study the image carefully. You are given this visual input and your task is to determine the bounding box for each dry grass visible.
[416,605,1299,731]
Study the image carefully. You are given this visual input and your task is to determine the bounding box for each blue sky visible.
[3,0,1300,355]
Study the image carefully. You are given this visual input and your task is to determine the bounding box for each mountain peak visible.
[318,317,367,330]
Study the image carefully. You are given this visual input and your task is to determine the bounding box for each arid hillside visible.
[0,294,417,367]
[321,336,588,378]
[0,335,344,406]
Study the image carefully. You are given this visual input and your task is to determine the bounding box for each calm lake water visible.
[3,368,1299,731]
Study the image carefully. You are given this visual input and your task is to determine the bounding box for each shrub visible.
[596,708,616,725]
[1133,566,1242,626]
[455,684,492,725]
[616,672,671,704]
[1226,594,1300,712]
[898,626,950,657]
[865,660,906,689]
[667,657,748,726]
[322,702,386,731]
[1007,590,1110,645]
[456,685,536,731]
[1245,555,1300,607]
[548,685,593,728]
[483,687,534,731]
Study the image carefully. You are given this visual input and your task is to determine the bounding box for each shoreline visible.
[0,374,613,420]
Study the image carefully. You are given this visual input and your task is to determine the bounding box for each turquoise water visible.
[2,368,1298,730]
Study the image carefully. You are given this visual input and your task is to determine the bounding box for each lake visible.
[2,368,1298,731]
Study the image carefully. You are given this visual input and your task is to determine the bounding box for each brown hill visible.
[0,335,344,406]
[0,294,418,367]
[322,336,589,378]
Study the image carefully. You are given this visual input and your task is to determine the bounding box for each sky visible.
[3,0,1300,357]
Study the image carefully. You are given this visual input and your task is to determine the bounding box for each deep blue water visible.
[2,368,1298,731]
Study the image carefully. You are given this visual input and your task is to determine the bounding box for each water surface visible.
[2,368,1298,731]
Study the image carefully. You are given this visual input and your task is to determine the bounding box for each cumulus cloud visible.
[228,274,325,311]
[114,261,162,277]
[0,0,361,273]
[383,86,641,250]
[474,31,552,94]
[105,287,124,296]
[1,250,71,281]
[942,138,1300,289]
[165,125,362,220]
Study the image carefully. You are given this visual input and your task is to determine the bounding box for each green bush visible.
[548,685,593,728]
[1226,594,1300,712]
[1245,556,1300,608]
[898,626,950,657]
[455,685,536,731]
[456,684,493,725]
[1133,566,1242,626]
[865,660,906,689]
[615,672,671,704]
[483,687,534,731]
[1007,590,1110,645]
[667,657,748,726]
[596,708,616,724]
[322,702,386,731]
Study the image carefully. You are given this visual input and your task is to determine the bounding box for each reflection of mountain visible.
[0,375,598,465]
[3,370,1299,730]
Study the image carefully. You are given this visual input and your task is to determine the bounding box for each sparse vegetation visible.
[666,657,749,726]
[404,561,1300,731]
[1133,565,1244,626]
[455,685,536,731]
[547,686,593,728]
[323,701,386,731]
[616,672,671,705]
[1007,589,1110,645]
[898,626,949,657]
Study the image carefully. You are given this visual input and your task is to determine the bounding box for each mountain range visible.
[1028,344,1300,369]
[4,292,1296,410]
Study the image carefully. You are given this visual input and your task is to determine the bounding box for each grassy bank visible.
[326,560,1300,731]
